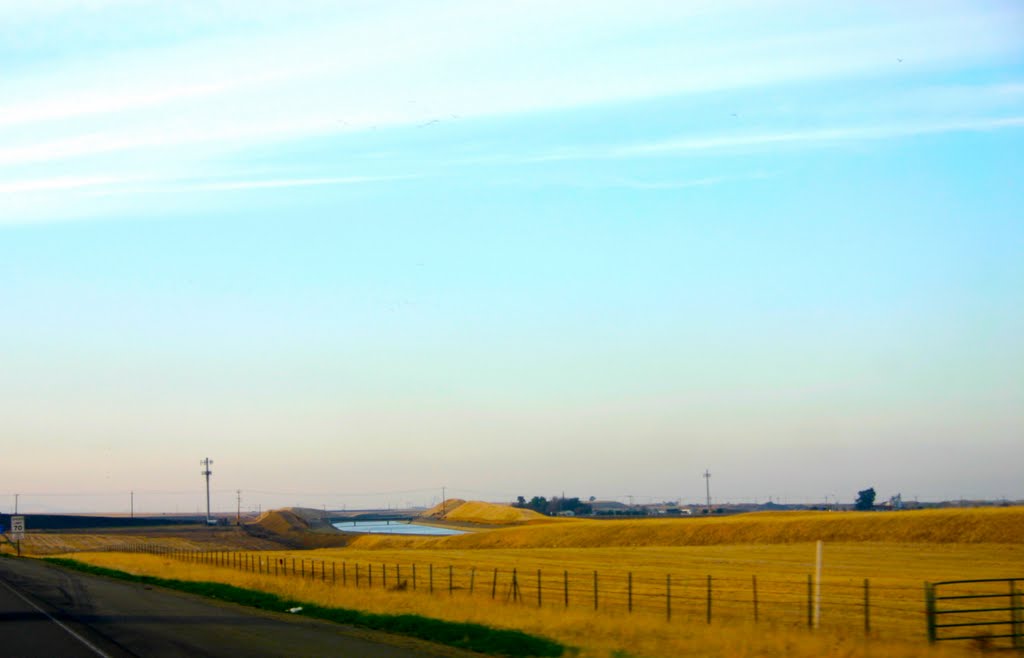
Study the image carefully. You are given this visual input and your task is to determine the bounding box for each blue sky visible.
[2,1,1022,513]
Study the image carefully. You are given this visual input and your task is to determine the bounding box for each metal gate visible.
[926,578,1024,651]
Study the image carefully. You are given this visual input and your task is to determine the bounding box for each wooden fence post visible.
[752,575,759,622]
[537,569,542,608]
[628,572,633,613]
[1010,579,1022,651]
[491,568,497,599]
[593,571,599,611]
[429,564,433,594]
[383,563,387,588]
[806,575,813,629]
[369,563,373,588]
[412,564,416,590]
[864,578,870,636]
[706,575,712,624]
[564,570,569,608]
[666,574,672,621]
[355,563,360,588]
[470,567,475,594]
[925,582,936,643]
[449,565,453,595]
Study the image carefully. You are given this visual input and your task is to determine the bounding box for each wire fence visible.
[96,543,940,641]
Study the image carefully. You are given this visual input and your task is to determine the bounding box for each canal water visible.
[332,520,466,536]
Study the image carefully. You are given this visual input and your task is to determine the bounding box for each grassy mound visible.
[381,507,1024,549]
[442,501,556,525]
[418,499,467,519]
[246,510,348,549]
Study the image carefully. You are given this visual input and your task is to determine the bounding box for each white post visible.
[814,540,823,629]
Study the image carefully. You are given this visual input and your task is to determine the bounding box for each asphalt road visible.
[0,557,476,658]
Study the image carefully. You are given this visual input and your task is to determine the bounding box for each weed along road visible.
[0,557,473,658]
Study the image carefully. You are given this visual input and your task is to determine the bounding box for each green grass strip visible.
[42,558,564,657]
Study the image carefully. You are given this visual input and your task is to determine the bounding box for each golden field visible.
[54,506,1024,658]
[349,506,1024,549]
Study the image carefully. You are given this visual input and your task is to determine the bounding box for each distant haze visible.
[1,1,1022,514]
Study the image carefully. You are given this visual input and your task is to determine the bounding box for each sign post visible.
[11,516,24,556]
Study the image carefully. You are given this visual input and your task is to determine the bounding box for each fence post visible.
[925,582,936,643]
[343,561,347,586]
[864,578,870,636]
[753,575,759,622]
[470,567,475,594]
[537,569,542,608]
[707,575,712,624]
[332,561,336,584]
[806,575,813,629]
[383,563,387,588]
[666,574,671,621]
[1009,579,1021,650]
[449,565,453,595]
[593,571,598,611]
[564,570,569,608]
[369,563,373,588]
[492,568,497,599]
[322,560,326,582]
[628,572,633,613]
[396,564,400,588]
[512,568,519,602]
[429,564,433,594]
[412,564,416,590]
[355,563,360,588]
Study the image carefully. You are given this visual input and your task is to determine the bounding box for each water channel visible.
[332,520,466,536]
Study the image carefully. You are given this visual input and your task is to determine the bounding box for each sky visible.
[1,0,1022,515]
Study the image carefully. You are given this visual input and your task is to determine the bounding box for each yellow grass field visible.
[59,506,1024,658]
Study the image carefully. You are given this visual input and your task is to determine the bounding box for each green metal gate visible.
[926,578,1024,651]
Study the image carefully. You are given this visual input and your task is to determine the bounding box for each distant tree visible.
[515,496,526,508]
[855,487,876,511]
[528,496,548,514]
[588,496,596,502]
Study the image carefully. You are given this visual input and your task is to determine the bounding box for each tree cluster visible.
[514,495,592,516]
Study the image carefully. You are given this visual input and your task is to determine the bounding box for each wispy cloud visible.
[191,175,421,191]
[507,116,1024,164]
[0,175,139,194]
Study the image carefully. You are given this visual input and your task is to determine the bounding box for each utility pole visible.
[130,491,134,519]
[441,487,446,515]
[236,490,241,526]
[703,470,712,514]
[14,493,18,514]
[200,458,213,524]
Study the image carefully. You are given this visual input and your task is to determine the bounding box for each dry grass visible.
[67,548,999,658]
[5,529,281,555]
[441,501,557,525]
[56,507,1024,657]
[345,506,1024,550]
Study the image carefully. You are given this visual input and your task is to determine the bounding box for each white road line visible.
[0,576,112,658]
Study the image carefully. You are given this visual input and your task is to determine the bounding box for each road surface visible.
[0,557,475,657]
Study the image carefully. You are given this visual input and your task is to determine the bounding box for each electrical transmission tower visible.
[201,458,213,524]
[703,469,712,514]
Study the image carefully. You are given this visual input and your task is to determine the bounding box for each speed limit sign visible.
[11,516,24,540]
